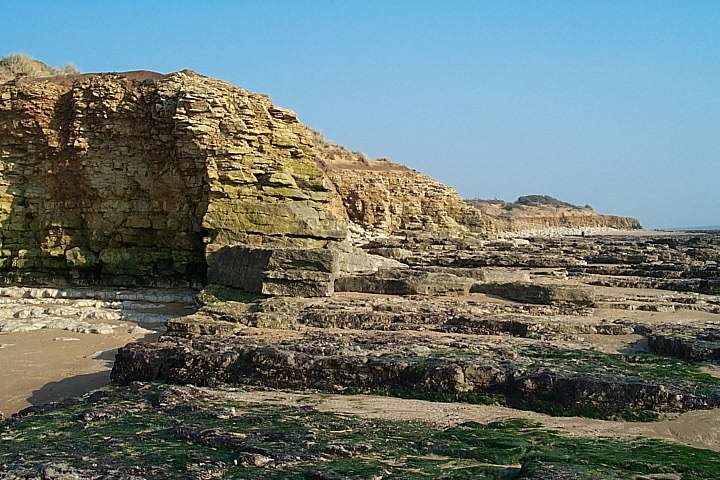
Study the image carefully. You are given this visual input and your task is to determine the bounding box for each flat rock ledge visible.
[112,330,720,420]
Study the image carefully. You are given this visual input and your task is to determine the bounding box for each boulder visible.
[366,247,413,260]
[336,243,407,275]
[207,245,338,297]
[423,266,530,283]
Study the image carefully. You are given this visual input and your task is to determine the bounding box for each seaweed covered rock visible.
[4,383,719,479]
[111,330,720,420]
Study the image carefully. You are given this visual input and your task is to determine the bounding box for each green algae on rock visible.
[2,384,719,479]
[111,330,720,421]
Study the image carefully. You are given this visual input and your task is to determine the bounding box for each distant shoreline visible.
[668,226,720,232]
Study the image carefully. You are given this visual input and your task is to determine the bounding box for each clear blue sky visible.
[3,1,718,228]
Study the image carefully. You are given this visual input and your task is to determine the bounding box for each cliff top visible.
[468,195,592,212]
[0,54,78,84]
[311,129,411,173]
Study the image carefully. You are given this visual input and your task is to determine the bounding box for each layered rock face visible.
[466,198,640,236]
[317,136,640,237]
[207,245,339,297]
[0,66,640,291]
[0,71,345,286]
[317,144,469,234]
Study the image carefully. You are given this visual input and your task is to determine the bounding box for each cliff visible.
[0,63,642,288]
[314,133,469,234]
[314,135,640,237]
[466,197,641,235]
[0,70,345,286]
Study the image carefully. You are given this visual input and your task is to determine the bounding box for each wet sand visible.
[0,327,157,415]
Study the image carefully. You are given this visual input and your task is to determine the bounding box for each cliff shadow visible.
[0,79,212,288]
[26,332,159,409]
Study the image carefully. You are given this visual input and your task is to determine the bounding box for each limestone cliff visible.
[314,133,470,234]
[0,63,642,289]
[466,198,641,235]
[0,70,345,286]
[313,134,639,237]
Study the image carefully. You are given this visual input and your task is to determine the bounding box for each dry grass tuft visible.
[309,128,369,168]
[0,53,78,83]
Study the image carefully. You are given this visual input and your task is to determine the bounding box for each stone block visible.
[207,244,339,297]
[334,268,474,296]
[336,244,407,276]
[471,281,595,307]
[422,266,530,283]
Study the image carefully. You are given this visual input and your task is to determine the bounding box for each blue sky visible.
[3,1,718,227]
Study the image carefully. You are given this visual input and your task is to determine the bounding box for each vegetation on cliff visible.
[0,54,77,83]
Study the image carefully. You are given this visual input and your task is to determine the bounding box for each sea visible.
[672,226,720,232]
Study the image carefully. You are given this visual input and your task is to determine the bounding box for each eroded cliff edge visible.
[316,134,640,237]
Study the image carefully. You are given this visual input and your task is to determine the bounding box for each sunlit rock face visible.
[315,140,472,235]
[0,67,640,290]
[315,136,640,238]
[0,70,346,287]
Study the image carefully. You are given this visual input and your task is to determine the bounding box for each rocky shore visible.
[1,64,718,479]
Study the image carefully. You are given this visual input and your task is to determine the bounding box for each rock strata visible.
[466,197,641,236]
[471,281,596,307]
[3,61,720,478]
[207,244,339,297]
[334,268,475,296]
[0,66,644,293]
[0,71,345,287]
[112,330,720,419]
[315,133,470,234]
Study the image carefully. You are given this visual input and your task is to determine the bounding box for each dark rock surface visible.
[4,383,718,479]
[112,329,720,420]
[207,245,339,297]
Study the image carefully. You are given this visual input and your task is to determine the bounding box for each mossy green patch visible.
[197,284,266,306]
[519,346,720,394]
[2,385,720,479]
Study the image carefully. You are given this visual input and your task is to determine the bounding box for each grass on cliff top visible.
[1,384,720,479]
[0,53,78,83]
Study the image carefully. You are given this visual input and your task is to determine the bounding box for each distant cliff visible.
[315,134,640,236]
[466,197,641,235]
[314,133,468,234]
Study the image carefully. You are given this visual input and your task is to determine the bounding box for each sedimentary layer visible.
[0,71,346,286]
[315,135,470,234]
[466,198,641,236]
